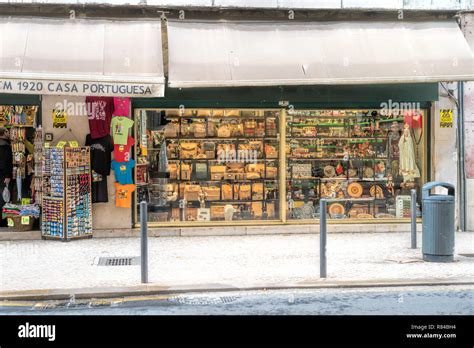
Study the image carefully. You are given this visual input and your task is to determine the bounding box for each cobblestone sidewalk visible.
[0,231,473,293]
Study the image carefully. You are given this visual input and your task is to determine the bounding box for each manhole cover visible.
[459,254,474,258]
[97,257,140,266]
[168,295,239,305]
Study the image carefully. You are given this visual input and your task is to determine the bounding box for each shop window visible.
[286,109,426,221]
[135,109,281,223]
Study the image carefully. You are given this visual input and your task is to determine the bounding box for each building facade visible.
[0,0,473,237]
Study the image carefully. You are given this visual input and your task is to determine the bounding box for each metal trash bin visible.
[422,182,455,262]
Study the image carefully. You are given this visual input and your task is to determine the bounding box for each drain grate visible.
[459,254,474,258]
[97,256,140,266]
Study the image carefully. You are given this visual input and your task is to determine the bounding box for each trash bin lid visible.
[422,181,455,199]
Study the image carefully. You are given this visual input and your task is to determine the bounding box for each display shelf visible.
[137,109,281,222]
[286,109,410,221]
[165,136,278,141]
[41,146,92,241]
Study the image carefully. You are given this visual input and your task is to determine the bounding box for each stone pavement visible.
[0,231,473,299]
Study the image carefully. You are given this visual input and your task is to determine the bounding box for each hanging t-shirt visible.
[112,159,135,185]
[114,136,135,163]
[111,117,134,145]
[86,97,114,139]
[91,177,109,204]
[115,183,135,208]
[113,97,130,117]
[85,134,113,176]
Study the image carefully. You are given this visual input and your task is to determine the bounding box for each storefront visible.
[0,17,165,235]
[131,84,433,226]
[128,17,474,228]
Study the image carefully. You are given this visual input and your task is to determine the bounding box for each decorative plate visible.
[329,203,345,216]
[370,185,384,198]
[363,167,374,178]
[347,182,363,198]
[375,213,396,219]
[324,165,336,178]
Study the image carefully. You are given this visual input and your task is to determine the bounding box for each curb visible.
[1,278,473,305]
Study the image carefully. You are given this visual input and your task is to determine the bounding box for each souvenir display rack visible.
[136,109,281,222]
[41,146,92,241]
[286,109,424,220]
[33,126,43,204]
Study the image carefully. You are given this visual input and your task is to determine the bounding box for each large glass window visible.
[135,109,281,223]
[286,109,426,221]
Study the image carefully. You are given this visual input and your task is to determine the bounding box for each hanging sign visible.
[53,109,68,129]
[69,141,79,148]
[440,109,453,128]
[0,79,164,97]
[21,198,30,205]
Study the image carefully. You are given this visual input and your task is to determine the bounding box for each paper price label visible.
[21,216,30,225]
[440,109,453,128]
[56,141,67,148]
[7,218,14,227]
[21,198,31,205]
[69,141,79,148]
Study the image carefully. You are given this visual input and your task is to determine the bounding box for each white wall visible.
[41,95,132,230]
[462,13,474,232]
[431,82,459,227]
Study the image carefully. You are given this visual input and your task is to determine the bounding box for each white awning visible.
[167,20,474,87]
[0,18,164,97]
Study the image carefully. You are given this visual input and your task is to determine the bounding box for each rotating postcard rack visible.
[41,146,93,241]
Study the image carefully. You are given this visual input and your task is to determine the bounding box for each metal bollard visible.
[140,201,148,283]
[411,189,417,249]
[319,199,327,278]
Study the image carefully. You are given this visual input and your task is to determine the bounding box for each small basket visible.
[6,216,35,231]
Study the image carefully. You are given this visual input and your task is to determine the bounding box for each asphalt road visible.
[1,285,473,315]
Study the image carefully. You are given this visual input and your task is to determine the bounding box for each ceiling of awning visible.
[167,20,474,88]
[0,18,165,97]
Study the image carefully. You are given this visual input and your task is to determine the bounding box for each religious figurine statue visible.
[198,189,206,209]
[386,173,395,196]
[398,123,420,182]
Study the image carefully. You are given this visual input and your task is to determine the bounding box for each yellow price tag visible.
[21,198,31,205]
[21,216,30,225]
[44,142,50,148]
[69,141,79,148]
[7,218,14,227]
[56,141,67,148]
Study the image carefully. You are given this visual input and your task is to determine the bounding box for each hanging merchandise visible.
[1,106,37,127]
[115,183,136,208]
[41,146,92,240]
[140,110,148,156]
[85,134,114,203]
[113,97,131,117]
[114,136,135,163]
[86,96,115,139]
[32,126,43,205]
[110,116,134,145]
[111,159,135,185]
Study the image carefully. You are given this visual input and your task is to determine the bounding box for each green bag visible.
[193,162,208,180]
